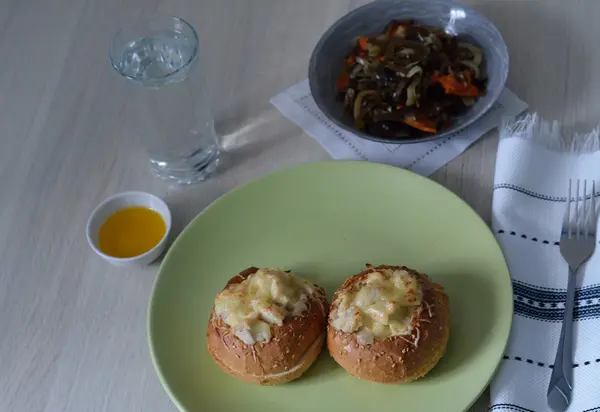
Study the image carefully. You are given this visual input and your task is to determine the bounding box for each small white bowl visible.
[86,191,172,266]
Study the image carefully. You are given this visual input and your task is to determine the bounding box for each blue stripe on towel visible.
[512,281,600,321]
[494,183,600,203]
[489,403,535,412]
[514,302,600,321]
[494,183,568,202]
[513,281,600,302]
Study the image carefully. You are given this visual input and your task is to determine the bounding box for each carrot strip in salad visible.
[358,37,369,51]
[389,22,407,37]
[432,71,479,97]
[337,72,350,90]
[403,118,437,133]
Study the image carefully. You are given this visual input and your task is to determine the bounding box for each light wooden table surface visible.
[2,0,599,410]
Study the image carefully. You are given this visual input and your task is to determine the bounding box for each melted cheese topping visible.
[330,268,422,345]
[214,268,320,345]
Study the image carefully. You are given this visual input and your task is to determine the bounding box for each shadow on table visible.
[160,100,293,240]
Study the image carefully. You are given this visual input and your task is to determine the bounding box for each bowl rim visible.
[86,190,172,263]
[308,0,509,145]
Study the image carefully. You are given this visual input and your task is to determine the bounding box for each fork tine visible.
[565,179,572,238]
[575,180,580,240]
[584,180,588,239]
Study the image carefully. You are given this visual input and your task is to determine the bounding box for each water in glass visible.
[111,17,219,185]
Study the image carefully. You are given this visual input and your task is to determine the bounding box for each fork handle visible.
[549,267,577,393]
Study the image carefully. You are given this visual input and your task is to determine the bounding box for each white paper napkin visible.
[490,114,600,412]
[271,79,527,175]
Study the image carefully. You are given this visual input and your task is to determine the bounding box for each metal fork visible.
[547,179,597,412]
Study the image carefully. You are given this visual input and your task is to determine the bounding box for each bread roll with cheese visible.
[327,264,449,383]
[207,267,329,385]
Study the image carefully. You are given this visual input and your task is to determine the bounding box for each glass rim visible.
[109,15,199,82]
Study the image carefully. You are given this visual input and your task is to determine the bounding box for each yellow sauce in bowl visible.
[98,206,166,258]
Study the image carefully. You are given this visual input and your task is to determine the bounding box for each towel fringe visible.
[500,113,600,154]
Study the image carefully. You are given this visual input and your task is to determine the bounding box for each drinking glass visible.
[110,15,219,185]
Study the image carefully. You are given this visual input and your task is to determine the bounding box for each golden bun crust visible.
[207,267,329,385]
[327,264,450,384]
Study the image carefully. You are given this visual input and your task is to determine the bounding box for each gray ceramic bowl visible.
[308,0,509,144]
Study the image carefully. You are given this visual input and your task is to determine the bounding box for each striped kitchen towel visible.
[490,114,600,412]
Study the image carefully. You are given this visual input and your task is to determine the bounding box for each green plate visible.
[149,161,512,412]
